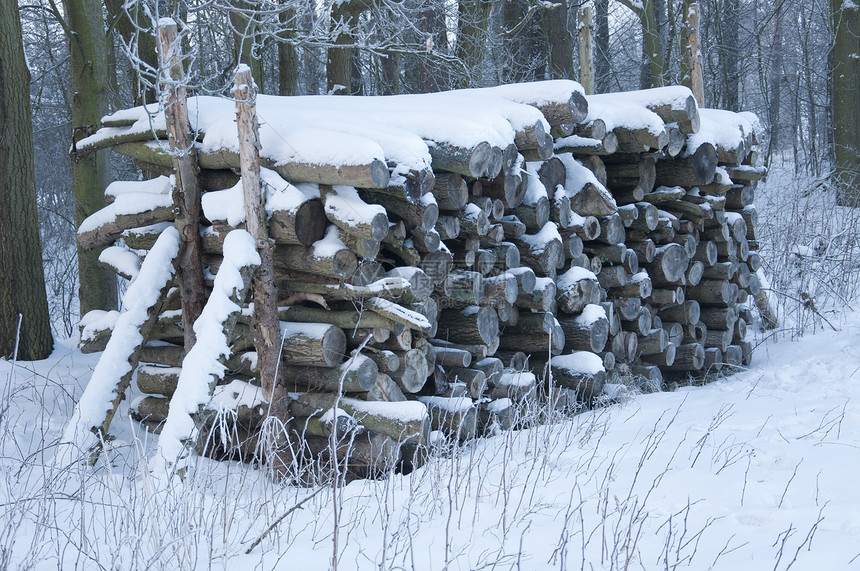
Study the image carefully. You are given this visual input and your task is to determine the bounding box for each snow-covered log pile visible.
[73,79,765,475]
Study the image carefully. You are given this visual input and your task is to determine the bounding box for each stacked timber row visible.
[74,79,765,475]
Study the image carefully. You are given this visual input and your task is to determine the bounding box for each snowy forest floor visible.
[4,311,860,570]
[4,163,860,570]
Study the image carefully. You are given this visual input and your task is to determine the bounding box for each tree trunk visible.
[278,2,299,96]
[594,0,610,92]
[65,0,117,314]
[620,0,664,89]
[766,8,784,161]
[0,1,53,360]
[418,5,449,93]
[379,46,399,95]
[721,0,740,111]
[230,1,264,91]
[456,0,492,87]
[545,0,575,80]
[104,0,157,106]
[832,0,860,205]
[328,0,364,94]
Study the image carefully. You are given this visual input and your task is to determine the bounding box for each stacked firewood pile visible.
[73,78,765,476]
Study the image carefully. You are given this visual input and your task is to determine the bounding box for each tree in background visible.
[327,0,366,94]
[594,0,611,92]
[278,0,300,96]
[545,0,575,80]
[230,0,266,90]
[64,0,117,314]
[455,0,492,87]
[104,0,158,106]
[717,0,740,111]
[617,0,665,88]
[0,0,53,360]
[415,0,450,92]
[831,0,860,205]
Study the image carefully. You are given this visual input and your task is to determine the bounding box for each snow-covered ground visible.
[3,308,860,570]
[6,159,860,569]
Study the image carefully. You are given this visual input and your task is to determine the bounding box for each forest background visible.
[3,0,857,350]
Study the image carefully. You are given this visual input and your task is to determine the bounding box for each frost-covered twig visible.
[244,487,325,554]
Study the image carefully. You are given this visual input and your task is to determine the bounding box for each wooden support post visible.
[60,227,180,463]
[686,2,704,107]
[158,20,205,351]
[234,65,283,402]
[578,3,595,95]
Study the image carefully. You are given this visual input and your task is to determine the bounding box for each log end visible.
[350,354,381,391]
[693,143,718,185]
[569,90,589,124]
[469,142,493,179]
[370,211,390,242]
[322,326,348,367]
[369,159,392,188]
[295,199,327,246]
[447,174,469,210]
[333,249,359,279]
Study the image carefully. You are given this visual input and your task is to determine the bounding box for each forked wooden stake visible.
[578,3,595,95]
[233,65,284,403]
[158,19,205,351]
[686,2,704,107]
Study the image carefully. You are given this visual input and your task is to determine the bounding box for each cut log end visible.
[569,90,589,124]
[369,159,392,188]
[692,143,718,185]
[294,200,327,246]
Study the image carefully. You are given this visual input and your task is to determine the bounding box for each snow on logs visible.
[78,80,763,474]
